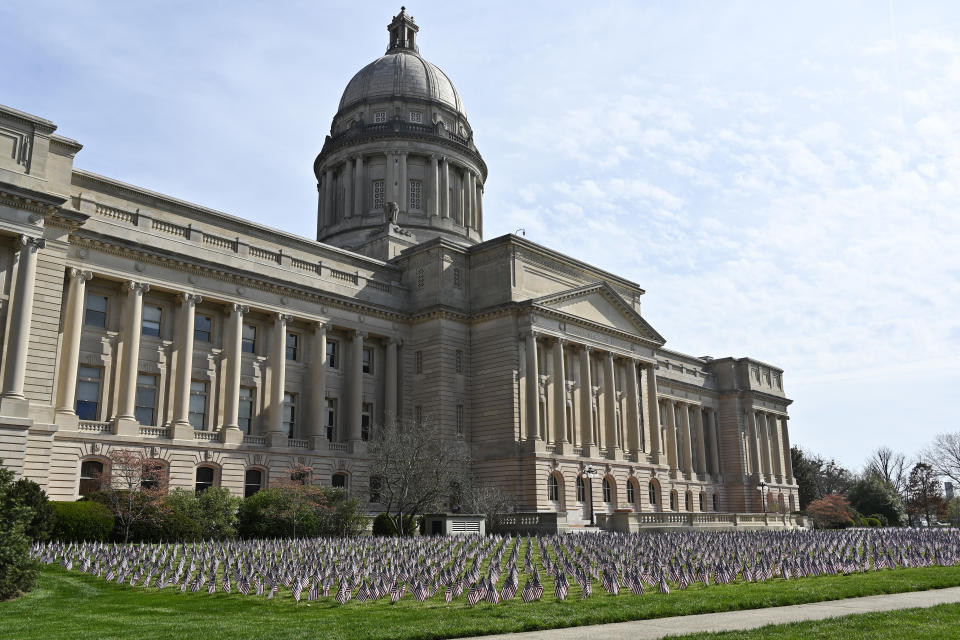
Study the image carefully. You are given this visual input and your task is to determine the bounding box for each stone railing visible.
[490,512,569,535]
[78,421,111,433]
[243,435,266,446]
[249,246,281,263]
[328,441,352,453]
[288,438,309,449]
[152,218,189,237]
[194,431,218,441]
[95,203,138,224]
[605,511,804,533]
[202,232,238,252]
[329,268,358,285]
[139,426,169,438]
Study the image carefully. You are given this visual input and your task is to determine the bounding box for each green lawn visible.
[667,602,960,639]
[3,565,960,640]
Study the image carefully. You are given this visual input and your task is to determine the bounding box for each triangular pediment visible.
[533,282,665,345]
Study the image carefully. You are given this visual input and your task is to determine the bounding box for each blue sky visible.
[3,1,958,471]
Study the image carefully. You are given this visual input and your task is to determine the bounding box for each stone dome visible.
[338,51,466,117]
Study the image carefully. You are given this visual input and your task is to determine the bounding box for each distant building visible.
[0,9,797,518]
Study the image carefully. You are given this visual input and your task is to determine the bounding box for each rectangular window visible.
[326,398,337,441]
[415,405,423,424]
[283,393,296,437]
[415,350,422,374]
[373,111,387,124]
[242,324,257,354]
[456,404,464,438]
[286,332,299,361]
[369,476,382,503]
[455,349,463,374]
[409,179,422,210]
[409,111,422,124]
[373,179,385,209]
[134,373,158,425]
[326,340,339,368]
[141,305,162,337]
[188,381,207,429]
[361,402,372,441]
[75,366,102,420]
[238,387,253,433]
[194,315,212,343]
[362,347,373,374]
[84,294,108,328]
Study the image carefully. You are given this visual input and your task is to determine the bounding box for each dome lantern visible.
[387,7,419,54]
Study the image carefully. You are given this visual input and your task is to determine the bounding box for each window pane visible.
[238,388,253,432]
[84,295,108,327]
[194,315,212,342]
[244,469,262,498]
[189,382,207,429]
[286,333,298,360]
[362,348,372,374]
[196,467,215,493]
[326,341,338,368]
[134,374,157,425]
[332,473,347,488]
[242,324,256,353]
[142,305,162,337]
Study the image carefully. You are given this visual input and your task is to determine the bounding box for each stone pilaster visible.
[644,363,662,464]
[695,407,708,477]
[385,338,399,427]
[354,156,364,217]
[343,158,354,218]
[524,331,540,443]
[625,359,641,458]
[347,329,365,443]
[579,346,596,456]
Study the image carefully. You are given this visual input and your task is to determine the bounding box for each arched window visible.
[140,459,166,491]
[626,480,635,505]
[332,472,348,489]
[699,492,705,512]
[195,466,216,493]
[79,459,103,496]
[547,474,560,501]
[244,469,264,498]
[713,493,720,511]
[648,481,658,508]
[602,477,612,503]
[576,476,586,502]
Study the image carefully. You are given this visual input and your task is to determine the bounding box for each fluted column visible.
[354,156,364,216]
[385,338,398,427]
[55,268,92,421]
[695,407,707,477]
[348,330,364,443]
[115,281,150,433]
[384,152,395,206]
[665,399,678,474]
[747,409,763,479]
[524,331,540,442]
[0,236,45,413]
[708,408,721,475]
[399,152,409,214]
[171,293,201,438]
[429,155,440,217]
[310,322,327,447]
[440,157,450,218]
[267,313,292,443]
[603,352,619,456]
[467,171,476,229]
[781,416,795,484]
[324,168,334,225]
[680,403,694,479]
[625,359,640,456]
[551,339,567,446]
[579,346,594,452]
[759,411,774,482]
[644,363,661,464]
[220,303,247,442]
[343,159,354,218]
[767,413,783,482]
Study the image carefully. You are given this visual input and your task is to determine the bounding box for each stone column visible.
[267,313,292,445]
[171,293,201,439]
[467,171,476,229]
[524,331,540,442]
[781,416,795,484]
[399,151,409,214]
[708,408,721,476]
[477,180,484,236]
[385,338,398,427]
[603,352,619,457]
[551,339,567,447]
[665,399,678,474]
[747,409,763,479]
[680,404,694,479]
[309,322,327,449]
[324,168,334,225]
[115,280,150,435]
[317,177,326,231]
[348,330,364,443]
[343,158,354,218]
[644,363,662,464]
[695,407,708,477]
[0,236,45,415]
[768,413,784,482]
[579,346,594,454]
[220,303,247,442]
[54,268,92,424]
[625,359,641,457]
[384,152,395,206]
[354,156,364,216]
[459,169,467,225]
[759,411,774,482]
[429,154,440,217]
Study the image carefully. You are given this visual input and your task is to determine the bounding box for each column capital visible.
[352,329,367,339]
[68,268,93,283]
[275,312,294,324]
[126,280,150,294]
[179,292,201,305]
[313,320,329,333]
[386,336,402,346]
[18,235,45,251]
[228,303,249,314]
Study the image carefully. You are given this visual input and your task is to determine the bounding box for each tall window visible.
[626,480,636,505]
[361,402,372,441]
[286,332,299,361]
[699,493,705,512]
[75,366,102,420]
[685,491,692,512]
[242,324,257,354]
[456,404,464,438]
[244,469,263,498]
[134,374,158,425]
[332,473,348,489]
[326,340,339,368]
[409,179,422,211]
[576,476,586,502]
[455,349,463,374]
[373,111,387,124]
[362,347,373,374]
[547,474,560,501]
[369,476,382,503]
[670,491,677,511]
[415,405,423,424]
[326,398,337,440]
[84,294,108,327]
[142,305,162,337]
[373,179,385,209]
[194,315,212,343]
[238,387,254,433]
[713,494,719,511]
[648,481,658,508]
[79,460,103,496]
[188,381,207,429]
[415,350,422,374]
[283,393,296,437]
[602,477,612,503]
[195,466,215,493]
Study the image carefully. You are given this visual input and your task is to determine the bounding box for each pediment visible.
[533,282,665,345]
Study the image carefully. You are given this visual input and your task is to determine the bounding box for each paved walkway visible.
[459,586,960,639]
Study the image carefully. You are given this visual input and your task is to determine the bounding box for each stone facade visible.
[0,10,797,520]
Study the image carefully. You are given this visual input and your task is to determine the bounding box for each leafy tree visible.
[51,501,113,542]
[791,446,818,510]
[905,462,944,526]
[806,494,855,529]
[317,488,368,537]
[6,478,54,542]
[791,447,854,509]
[846,475,905,526]
[0,464,39,600]
[95,449,168,542]
[163,487,238,540]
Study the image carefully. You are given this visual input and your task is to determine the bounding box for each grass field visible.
[667,602,960,639]
[3,565,960,640]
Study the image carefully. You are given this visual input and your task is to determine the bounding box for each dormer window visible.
[409,111,422,124]
[373,111,387,124]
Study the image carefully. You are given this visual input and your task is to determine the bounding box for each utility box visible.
[422,513,486,536]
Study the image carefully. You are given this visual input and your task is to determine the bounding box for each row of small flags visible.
[33,528,960,605]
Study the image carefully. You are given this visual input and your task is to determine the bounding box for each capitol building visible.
[0,9,797,521]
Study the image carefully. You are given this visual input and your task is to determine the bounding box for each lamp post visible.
[757,480,767,513]
[584,466,601,527]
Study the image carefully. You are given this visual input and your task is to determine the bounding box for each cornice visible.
[529,302,663,350]
[0,104,57,134]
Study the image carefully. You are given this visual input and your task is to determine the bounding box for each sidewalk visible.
[459,586,960,640]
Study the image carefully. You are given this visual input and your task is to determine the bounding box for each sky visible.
[2,1,958,472]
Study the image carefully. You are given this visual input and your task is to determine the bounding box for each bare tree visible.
[923,432,960,487]
[461,480,515,523]
[864,446,908,494]
[368,417,470,535]
[96,449,168,543]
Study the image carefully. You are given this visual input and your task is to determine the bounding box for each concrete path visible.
[459,586,960,640]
